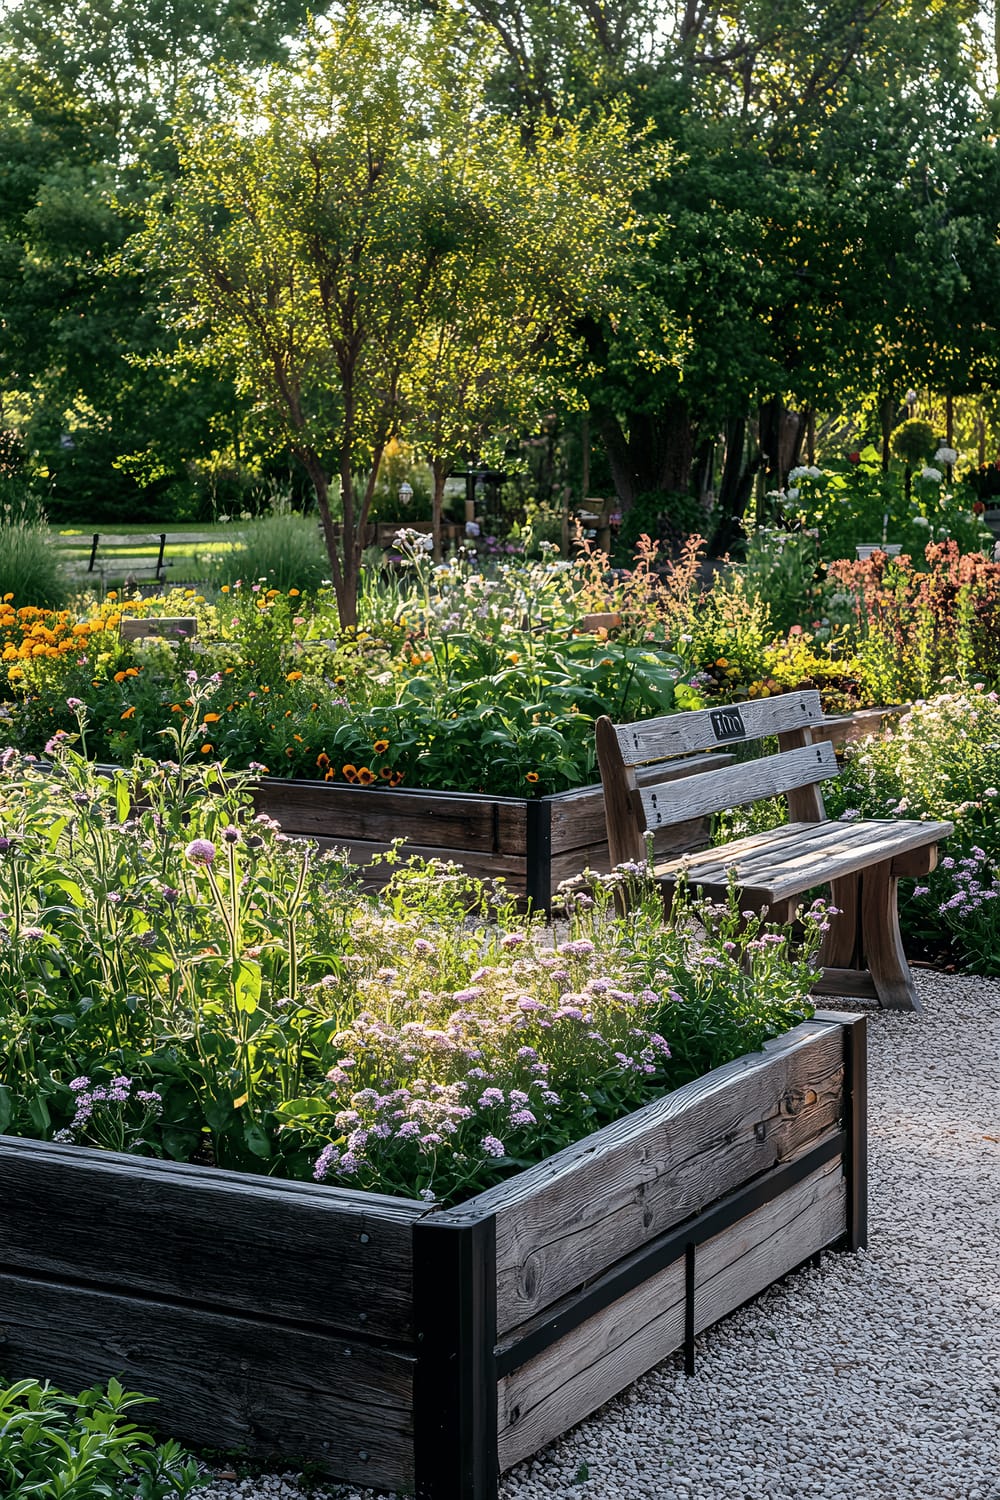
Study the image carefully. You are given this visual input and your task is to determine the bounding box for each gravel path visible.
[198,973,1000,1500]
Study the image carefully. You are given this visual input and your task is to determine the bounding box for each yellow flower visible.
[286,670,304,682]
[525,771,539,783]
[203,712,221,724]
[373,738,389,755]
[120,706,136,720]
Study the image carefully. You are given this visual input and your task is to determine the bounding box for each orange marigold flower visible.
[120,706,136,720]
[324,768,336,781]
[389,770,404,786]
[203,712,221,724]
[525,771,539,783]
[380,766,392,779]
[357,767,376,786]
[200,743,213,753]
[286,670,304,682]
[342,763,358,777]
[373,738,389,755]
[289,588,300,597]
[316,753,331,769]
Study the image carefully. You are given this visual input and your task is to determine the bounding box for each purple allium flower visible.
[0,837,12,854]
[481,1134,506,1158]
[185,838,216,866]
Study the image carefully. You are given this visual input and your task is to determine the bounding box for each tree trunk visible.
[758,397,806,488]
[880,394,895,472]
[298,448,345,607]
[593,396,696,522]
[711,413,760,555]
[431,458,448,562]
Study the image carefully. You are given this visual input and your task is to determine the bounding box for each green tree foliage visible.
[146,10,639,622]
[0,0,311,520]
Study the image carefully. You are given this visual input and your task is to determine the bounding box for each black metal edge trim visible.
[413,1213,499,1500]
[495,1130,845,1379]
[524,798,553,913]
[843,1013,868,1250]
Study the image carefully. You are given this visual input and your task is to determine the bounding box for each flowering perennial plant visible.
[0,704,820,1203]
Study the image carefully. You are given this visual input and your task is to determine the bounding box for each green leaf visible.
[0,1085,12,1132]
[27,1095,51,1132]
[233,959,261,1014]
[243,1122,273,1158]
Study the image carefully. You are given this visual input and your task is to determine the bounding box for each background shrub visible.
[206,510,330,593]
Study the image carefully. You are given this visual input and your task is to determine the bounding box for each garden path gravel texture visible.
[197,972,1000,1500]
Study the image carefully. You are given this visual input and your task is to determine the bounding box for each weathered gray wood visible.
[252,777,528,854]
[120,616,198,640]
[496,1153,846,1470]
[655,818,954,902]
[639,741,838,832]
[861,862,923,1011]
[455,1020,845,1334]
[811,967,880,1000]
[547,756,732,855]
[0,1136,424,1340]
[0,1272,416,1490]
[613,690,826,764]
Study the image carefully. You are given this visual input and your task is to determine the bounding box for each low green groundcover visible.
[0,692,825,1206]
[0,1376,202,1499]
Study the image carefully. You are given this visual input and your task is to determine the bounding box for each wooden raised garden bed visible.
[251,752,732,909]
[0,1010,865,1498]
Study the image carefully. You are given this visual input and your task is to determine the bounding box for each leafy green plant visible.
[826,690,1000,971]
[0,702,820,1203]
[0,1376,203,1498]
[207,513,330,593]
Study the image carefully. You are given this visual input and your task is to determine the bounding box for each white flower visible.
[787,465,822,483]
[787,486,800,501]
[913,515,930,527]
[934,447,957,466]
[919,466,943,483]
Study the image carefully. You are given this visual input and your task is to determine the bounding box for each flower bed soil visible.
[0,1011,865,1499]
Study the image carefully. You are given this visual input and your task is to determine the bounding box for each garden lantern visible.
[398,481,413,509]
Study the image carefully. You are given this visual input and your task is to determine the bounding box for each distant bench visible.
[53,531,222,589]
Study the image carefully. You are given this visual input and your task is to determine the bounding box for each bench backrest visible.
[596,690,837,868]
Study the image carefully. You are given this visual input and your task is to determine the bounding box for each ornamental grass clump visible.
[0,690,822,1203]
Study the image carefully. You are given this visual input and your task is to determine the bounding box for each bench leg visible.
[820,875,860,969]
[860,862,922,1013]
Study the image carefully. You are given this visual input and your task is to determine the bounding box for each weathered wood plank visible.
[120,616,197,640]
[810,967,880,1000]
[639,741,838,832]
[614,691,825,764]
[0,1273,416,1491]
[0,1136,423,1340]
[496,1154,846,1470]
[456,1020,846,1335]
[547,756,733,855]
[657,818,952,902]
[252,778,528,854]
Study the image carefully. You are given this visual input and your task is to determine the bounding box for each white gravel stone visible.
[195,972,1000,1500]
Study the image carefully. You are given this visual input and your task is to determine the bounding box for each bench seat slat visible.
[639,741,838,832]
[654,818,954,903]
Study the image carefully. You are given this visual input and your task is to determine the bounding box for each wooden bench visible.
[596,690,952,1013]
[54,532,169,587]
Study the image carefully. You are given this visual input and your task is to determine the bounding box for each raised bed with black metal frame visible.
[0,1010,864,1497]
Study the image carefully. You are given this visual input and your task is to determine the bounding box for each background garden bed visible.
[0,1011,865,1498]
[251,751,733,908]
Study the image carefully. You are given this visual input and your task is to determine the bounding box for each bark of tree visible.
[593,396,696,514]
